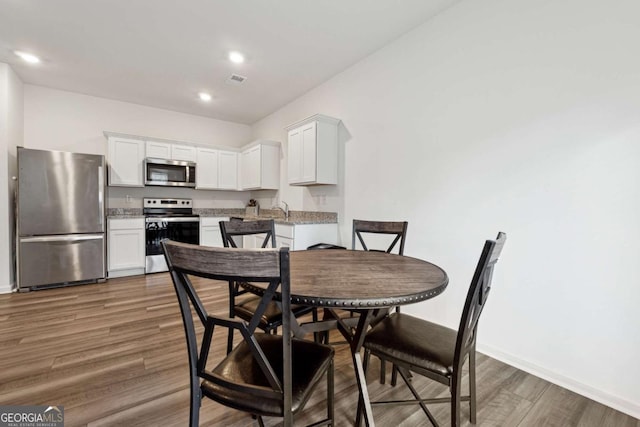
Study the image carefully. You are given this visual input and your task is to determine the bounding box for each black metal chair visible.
[219,219,317,352]
[358,232,507,427]
[326,219,408,382]
[352,219,408,255]
[162,240,334,427]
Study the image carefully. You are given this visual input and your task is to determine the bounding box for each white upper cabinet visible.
[105,131,246,191]
[171,144,197,162]
[286,114,340,185]
[196,148,238,190]
[218,150,239,190]
[240,141,280,190]
[145,141,171,159]
[196,147,219,189]
[146,141,196,162]
[107,135,145,187]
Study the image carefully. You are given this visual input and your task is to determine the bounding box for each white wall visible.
[24,85,252,208]
[251,0,640,418]
[0,63,24,293]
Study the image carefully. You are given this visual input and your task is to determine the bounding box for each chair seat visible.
[202,333,334,417]
[364,313,457,377]
[234,295,315,329]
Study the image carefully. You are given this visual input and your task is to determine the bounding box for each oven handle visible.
[146,217,200,223]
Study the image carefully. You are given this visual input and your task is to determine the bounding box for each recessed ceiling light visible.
[198,92,212,102]
[14,51,40,64]
[228,51,245,64]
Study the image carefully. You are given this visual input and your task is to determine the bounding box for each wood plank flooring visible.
[0,274,637,426]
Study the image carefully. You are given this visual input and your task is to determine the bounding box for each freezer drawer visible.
[18,234,106,289]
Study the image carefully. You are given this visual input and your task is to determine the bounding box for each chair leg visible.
[379,359,386,384]
[188,385,200,427]
[227,283,236,354]
[469,350,477,424]
[450,370,463,427]
[327,359,335,426]
[390,364,398,386]
[313,308,320,343]
[355,350,372,427]
[226,329,234,355]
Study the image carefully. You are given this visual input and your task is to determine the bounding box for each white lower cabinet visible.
[108,218,145,278]
[275,223,338,250]
[243,233,269,249]
[200,217,228,247]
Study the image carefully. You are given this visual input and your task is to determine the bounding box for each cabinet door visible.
[243,234,268,249]
[196,148,219,189]
[200,226,223,247]
[287,128,302,184]
[301,122,317,183]
[241,146,261,189]
[275,224,295,249]
[146,141,171,159]
[108,137,145,187]
[218,151,238,190]
[108,228,145,270]
[277,236,293,249]
[172,144,197,162]
[200,217,228,247]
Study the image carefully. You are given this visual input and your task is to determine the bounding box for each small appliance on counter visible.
[245,199,259,216]
[144,198,199,273]
[17,147,106,291]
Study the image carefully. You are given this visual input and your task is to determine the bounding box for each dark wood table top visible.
[246,249,448,309]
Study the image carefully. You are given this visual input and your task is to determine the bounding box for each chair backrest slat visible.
[454,232,506,365]
[165,241,281,279]
[352,219,408,255]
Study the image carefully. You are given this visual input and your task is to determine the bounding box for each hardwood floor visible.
[0,274,637,427]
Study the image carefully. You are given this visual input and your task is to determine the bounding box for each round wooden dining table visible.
[288,249,448,308]
[246,249,449,426]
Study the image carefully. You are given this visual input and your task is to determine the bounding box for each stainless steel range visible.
[144,198,199,273]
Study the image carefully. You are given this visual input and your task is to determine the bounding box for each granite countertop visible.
[196,208,337,224]
[106,208,144,219]
[106,208,337,224]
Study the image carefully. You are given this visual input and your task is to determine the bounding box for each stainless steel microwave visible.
[144,158,196,187]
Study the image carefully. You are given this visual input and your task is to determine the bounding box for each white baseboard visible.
[478,343,640,420]
[0,282,15,294]
[107,268,145,278]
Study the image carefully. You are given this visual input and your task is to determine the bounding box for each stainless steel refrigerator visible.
[17,147,106,290]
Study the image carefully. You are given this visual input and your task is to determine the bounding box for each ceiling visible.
[0,0,457,124]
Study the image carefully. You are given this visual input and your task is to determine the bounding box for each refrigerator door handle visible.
[20,234,104,243]
[98,165,104,228]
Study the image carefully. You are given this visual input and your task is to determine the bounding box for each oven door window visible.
[146,220,200,256]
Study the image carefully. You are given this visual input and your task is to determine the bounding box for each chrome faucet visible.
[273,200,289,221]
